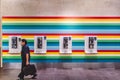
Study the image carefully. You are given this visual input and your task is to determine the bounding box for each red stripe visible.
[48,50,59,52]
[2,16,120,19]
[3,33,120,36]
[2,50,59,52]
[2,50,120,52]
[98,50,120,52]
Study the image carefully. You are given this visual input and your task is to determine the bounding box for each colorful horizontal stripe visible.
[3,25,120,29]
[3,56,120,60]
[2,42,120,46]
[2,39,120,42]
[2,46,120,50]
[2,52,120,55]
[2,16,120,62]
[3,55,120,63]
[2,30,120,34]
[3,33,120,36]
[3,59,120,63]
[2,50,120,52]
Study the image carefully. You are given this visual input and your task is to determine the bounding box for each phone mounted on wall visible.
[9,36,21,53]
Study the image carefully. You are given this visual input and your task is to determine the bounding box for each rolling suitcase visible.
[23,64,37,76]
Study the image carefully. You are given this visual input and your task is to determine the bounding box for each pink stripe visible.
[2,50,120,52]
[2,16,120,19]
[3,33,120,36]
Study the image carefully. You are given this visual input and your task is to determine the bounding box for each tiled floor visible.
[0,67,120,80]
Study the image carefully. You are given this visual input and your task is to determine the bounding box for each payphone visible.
[60,36,72,53]
[85,36,97,53]
[9,36,21,53]
[34,36,47,53]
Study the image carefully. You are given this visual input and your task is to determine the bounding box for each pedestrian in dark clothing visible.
[18,39,36,80]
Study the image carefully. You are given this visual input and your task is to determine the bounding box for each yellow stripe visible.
[2,21,120,23]
[2,35,120,39]
[3,18,120,21]
[2,52,120,56]
[3,54,120,56]
[3,18,120,23]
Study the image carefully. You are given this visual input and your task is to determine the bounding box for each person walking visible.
[18,39,36,80]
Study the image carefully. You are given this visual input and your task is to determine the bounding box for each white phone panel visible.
[9,36,21,53]
[60,36,72,53]
[34,36,47,53]
[85,36,97,54]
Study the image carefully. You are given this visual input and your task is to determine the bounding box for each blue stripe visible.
[2,42,120,48]
[2,25,120,29]
[2,46,120,50]
[3,59,120,63]
[2,24,120,29]
[2,29,120,34]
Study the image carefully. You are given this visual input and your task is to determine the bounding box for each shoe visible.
[31,74,37,79]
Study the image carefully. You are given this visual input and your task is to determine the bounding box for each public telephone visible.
[37,37,43,49]
[60,36,72,53]
[34,36,47,53]
[11,37,18,49]
[9,36,21,53]
[85,36,97,54]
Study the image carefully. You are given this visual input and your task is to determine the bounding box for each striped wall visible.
[2,16,120,63]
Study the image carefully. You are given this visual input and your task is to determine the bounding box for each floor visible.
[1,67,120,80]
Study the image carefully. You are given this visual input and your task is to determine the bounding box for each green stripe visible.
[2,39,120,43]
[47,40,59,42]
[99,40,120,42]
[3,56,120,60]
